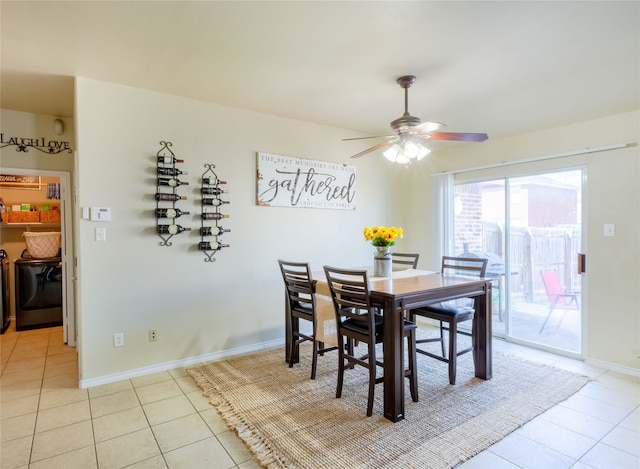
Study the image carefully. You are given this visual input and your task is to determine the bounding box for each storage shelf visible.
[0,223,60,228]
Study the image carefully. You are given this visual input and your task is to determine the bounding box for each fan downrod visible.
[391,75,421,131]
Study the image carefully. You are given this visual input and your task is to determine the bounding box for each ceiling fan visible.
[345,75,488,163]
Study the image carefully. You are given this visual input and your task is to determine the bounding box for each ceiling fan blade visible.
[349,139,398,159]
[427,131,489,142]
[414,121,445,133]
[342,135,394,142]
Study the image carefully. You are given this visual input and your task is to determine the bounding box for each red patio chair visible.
[539,270,580,333]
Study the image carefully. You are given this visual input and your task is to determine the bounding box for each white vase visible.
[373,246,392,277]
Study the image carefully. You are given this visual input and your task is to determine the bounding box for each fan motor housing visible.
[390,114,422,133]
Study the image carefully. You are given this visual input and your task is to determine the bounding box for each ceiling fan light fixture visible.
[383,139,430,164]
[404,140,421,159]
[416,145,430,161]
[383,144,402,162]
[396,153,411,165]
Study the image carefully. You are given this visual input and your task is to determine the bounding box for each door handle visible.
[577,253,586,274]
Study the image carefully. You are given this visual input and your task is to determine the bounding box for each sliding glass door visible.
[452,169,584,355]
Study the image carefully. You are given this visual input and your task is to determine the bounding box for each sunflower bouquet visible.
[363,226,403,247]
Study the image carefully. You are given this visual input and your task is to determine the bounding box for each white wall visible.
[403,110,640,372]
[74,77,404,384]
[6,81,638,383]
[0,110,74,173]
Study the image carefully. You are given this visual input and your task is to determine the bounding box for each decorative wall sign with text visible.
[0,133,72,154]
[256,152,356,210]
[0,174,41,190]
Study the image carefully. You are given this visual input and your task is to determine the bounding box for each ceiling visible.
[1,1,638,144]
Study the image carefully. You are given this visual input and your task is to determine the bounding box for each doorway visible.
[453,168,584,355]
[0,167,75,346]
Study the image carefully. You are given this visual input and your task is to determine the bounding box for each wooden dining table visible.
[284,269,493,422]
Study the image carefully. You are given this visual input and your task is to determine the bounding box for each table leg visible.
[383,297,404,422]
[472,282,493,380]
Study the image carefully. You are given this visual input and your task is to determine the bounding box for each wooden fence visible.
[478,222,580,304]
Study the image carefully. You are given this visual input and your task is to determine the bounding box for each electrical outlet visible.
[149,330,158,342]
[114,332,124,347]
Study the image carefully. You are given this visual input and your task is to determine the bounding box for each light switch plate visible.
[96,227,106,241]
[604,224,615,237]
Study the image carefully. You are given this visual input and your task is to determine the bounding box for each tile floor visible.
[1,323,639,468]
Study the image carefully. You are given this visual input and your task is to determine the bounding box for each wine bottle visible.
[157,167,188,176]
[156,208,190,219]
[201,187,228,195]
[155,193,187,201]
[202,213,229,220]
[199,241,229,251]
[203,198,230,206]
[158,177,189,187]
[157,155,184,164]
[157,224,191,235]
[200,226,230,236]
[202,177,227,185]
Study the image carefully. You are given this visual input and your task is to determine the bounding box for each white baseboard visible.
[79,336,639,388]
[79,338,285,389]
[585,357,640,379]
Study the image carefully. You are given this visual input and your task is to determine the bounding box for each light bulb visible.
[383,144,401,162]
[404,141,426,159]
[396,153,410,164]
[416,146,430,161]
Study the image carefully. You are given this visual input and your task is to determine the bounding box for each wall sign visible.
[0,174,41,190]
[256,152,356,210]
[0,133,72,154]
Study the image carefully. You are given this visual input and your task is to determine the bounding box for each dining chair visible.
[407,256,488,385]
[278,260,338,379]
[539,270,580,333]
[391,252,420,270]
[323,265,418,417]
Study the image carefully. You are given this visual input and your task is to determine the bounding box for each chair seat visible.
[342,315,417,337]
[416,302,474,317]
[291,302,314,318]
[403,320,418,332]
[342,314,383,336]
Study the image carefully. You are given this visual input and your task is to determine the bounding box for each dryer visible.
[14,256,63,331]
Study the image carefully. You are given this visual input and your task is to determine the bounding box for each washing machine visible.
[14,255,63,331]
[0,250,10,334]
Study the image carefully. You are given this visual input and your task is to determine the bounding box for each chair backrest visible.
[540,270,564,301]
[441,256,488,277]
[278,260,314,309]
[392,253,420,270]
[323,266,375,329]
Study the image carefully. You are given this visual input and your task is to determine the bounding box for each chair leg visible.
[407,330,418,402]
[288,335,298,369]
[439,321,446,357]
[539,299,559,333]
[336,337,345,399]
[448,321,458,385]
[310,339,318,380]
[346,338,355,369]
[366,341,376,417]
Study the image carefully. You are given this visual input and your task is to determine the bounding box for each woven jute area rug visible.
[187,346,589,469]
